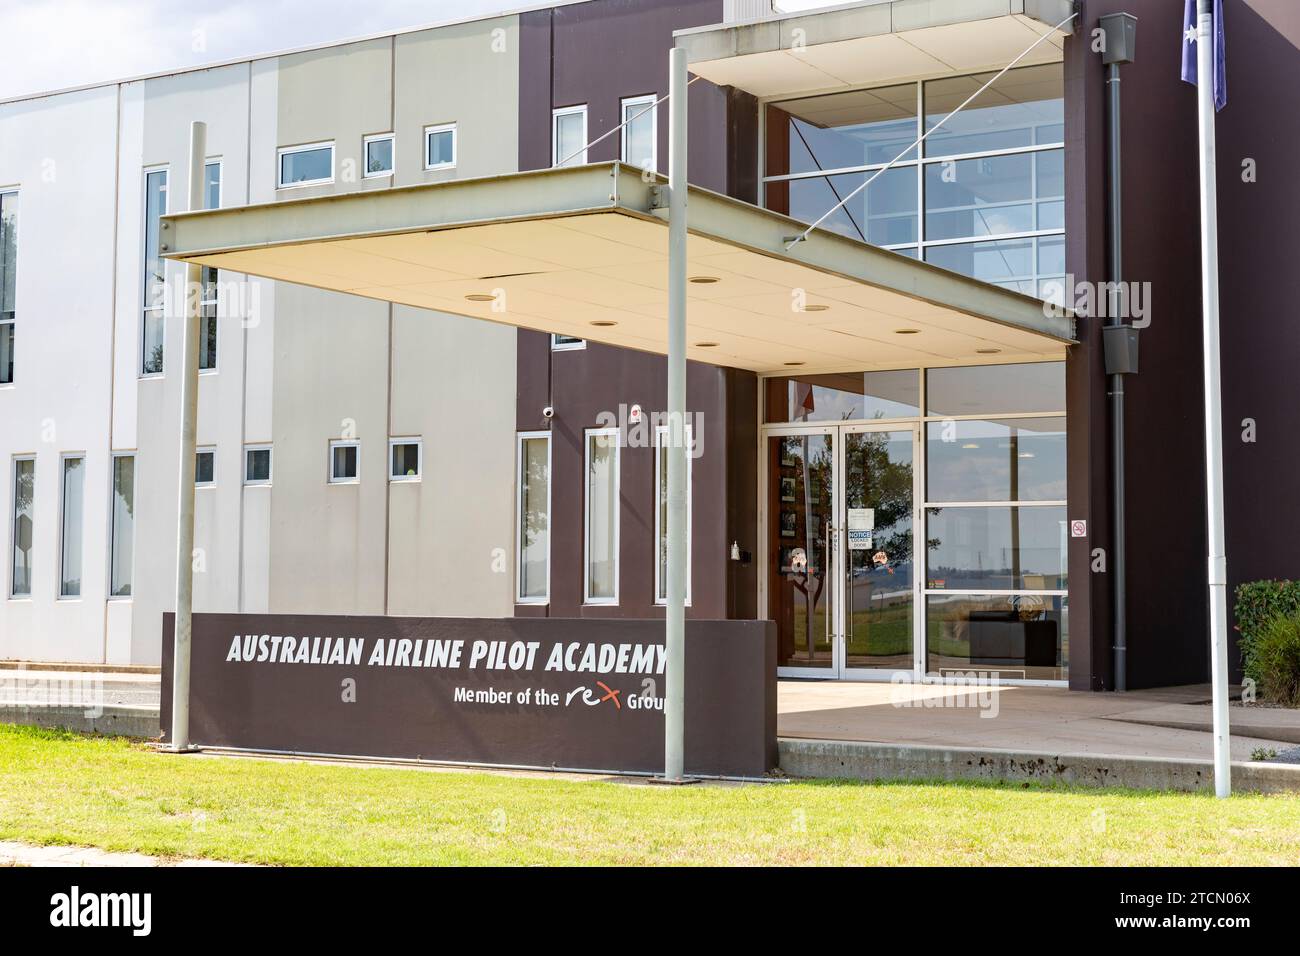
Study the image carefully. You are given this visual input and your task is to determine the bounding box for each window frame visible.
[108,452,135,600]
[10,455,34,599]
[583,426,620,605]
[620,94,658,171]
[328,439,360,485]
[653,423,693,606]
[363,132,395,179]
[244,444,273,486]
[550,334,586,352]
[423,123,457,172]
[140,165,169,377]
[552,104,588,168]
[0,189,19,387]
[277,141,335,189]
[515,431,551,605]
[58,453,85,600]
[195,447,216,488]
[387,438,422,482]
[199,161,222,374]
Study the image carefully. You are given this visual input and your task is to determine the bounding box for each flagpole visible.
[1194,0,1231,798]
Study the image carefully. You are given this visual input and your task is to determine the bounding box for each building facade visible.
[2,0,1297,694]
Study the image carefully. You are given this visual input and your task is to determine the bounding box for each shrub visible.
[1251,612,1300,707]
[1234,579,1300,685]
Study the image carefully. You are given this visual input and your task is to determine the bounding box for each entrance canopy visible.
[161,162,1072,374]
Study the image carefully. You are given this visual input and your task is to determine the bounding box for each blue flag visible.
[1181,0,1227,111]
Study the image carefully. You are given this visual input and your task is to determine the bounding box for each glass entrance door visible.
[769,423,919,679]
[839,425,919,678]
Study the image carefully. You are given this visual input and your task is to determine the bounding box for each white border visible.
[515,431,551,605]
[583,426,620,605]
[195,446,216,488]
[552,105,588,167]
[388,437,422,482]
[328,439,360,484]
[423,124,457,171]
[620,94,658,171]
[243,444,273,486]
[363,133,395,178]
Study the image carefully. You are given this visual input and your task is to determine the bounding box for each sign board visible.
[1070,519,1088,538]
[162,614,777,778]
[846,507,874,551]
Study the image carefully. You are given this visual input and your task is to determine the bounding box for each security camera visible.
[542,405,555,420]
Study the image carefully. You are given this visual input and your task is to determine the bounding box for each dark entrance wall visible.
[1068,0,1297,689]
[515,0,760,623]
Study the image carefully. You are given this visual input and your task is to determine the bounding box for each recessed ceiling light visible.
[894,328,920,335]
[465,293,496,302]
[694,341,719,348]
[589,320,618,327]
[976,347,1002,354]
[801,304,830,313]
[783,361,805,367]
[689,276,720,284]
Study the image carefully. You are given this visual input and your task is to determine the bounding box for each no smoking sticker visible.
[1070,519,1087,538]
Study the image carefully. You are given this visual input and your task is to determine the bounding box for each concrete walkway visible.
[0,839,250,867]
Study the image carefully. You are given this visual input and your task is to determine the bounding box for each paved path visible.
[0,840,250,867]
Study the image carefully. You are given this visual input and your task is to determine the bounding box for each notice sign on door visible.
[847,508,875,551]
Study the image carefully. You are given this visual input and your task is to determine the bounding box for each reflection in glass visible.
[926,363,1064,417]
[585,431,618,602]
[622,98,656,170]
[924,235,1064,294]
[11,458,33,596]
[926,506,1067,590]
[656,426,692,603]
[770,434,833,668]
[924,64,1064,157]
[843,430,914,670]
[280,146,332,185]
[926,417,1066,501]
[766,370,920,424]
[926,593,1067,681]
[519,437,549,601]
[60,457,85,597]
[110,456,135,597]
[925,149,1063,242]
[767,166,917,245]
[766,85,918,176]
[141,169,167,374]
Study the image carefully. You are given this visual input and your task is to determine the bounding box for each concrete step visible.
[0,703,159,739]
[778,737,1300,794]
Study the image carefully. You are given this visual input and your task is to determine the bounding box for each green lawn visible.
[1,724,1298,866]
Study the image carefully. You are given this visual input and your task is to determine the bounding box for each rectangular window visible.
[389,439,421,481]
[552,105,587,168]
[584,427,619,604]
[244,445,272,485]
[329,440,359,484]
[551,334,585,351]
[1,190,18,385]
[59,456,84,598]
[110,454,135,598]
[11,457,34,597]
[654,424,692,605]
[621,94,657,171]
[278,142,334,188]
[424,124,456,170]
[141,168,168,374]
[204,160,221,209]
[364,133,394,178]
[195,448,215,487]
[926,362,1065,417]
[516,432,550,603]
[200,162,221,372]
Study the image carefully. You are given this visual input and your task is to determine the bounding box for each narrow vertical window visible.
[621,94,657,172]
[516,433,550,603]
[0,191,18,385]
[11,457,34,597]
[200,161,220,371]
[655,424,692,605]
[552,105,588,167]
[110,455,135,597]
[141,168,168,375]
[59,456,85,598]
[584,428,619,604]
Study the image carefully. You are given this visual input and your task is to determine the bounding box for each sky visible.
[0,0,845,100]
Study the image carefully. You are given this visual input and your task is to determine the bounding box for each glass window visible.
[926,505,1067,590]
[923,64,1064,157]
[278,143,333,188]
[364,134,394,177]
[141,169,167,374]
[110,455,135,598]
[329,441,359,483]
[195,449,215,487]
[517,434,550,603]
[245,446,271,485]
[765,166,917,245]
[11,458,33,597]
[424,125,455,170]
[621,95,656,171]
[551,334,585,351]
[766,84,918,176]
[1,191,17,385]
[389,440,421,480]
[926,592,1067,681]
[553,106,587,168]
[926,362,1064,417]
[204,161,221,210]
[584,428,619,603]
[655,424,692,605]
[198,265,218,372]
[925,235,1060,293]
[765,370,920,424]
[926,417,1066,502]
[59,457,84,598]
